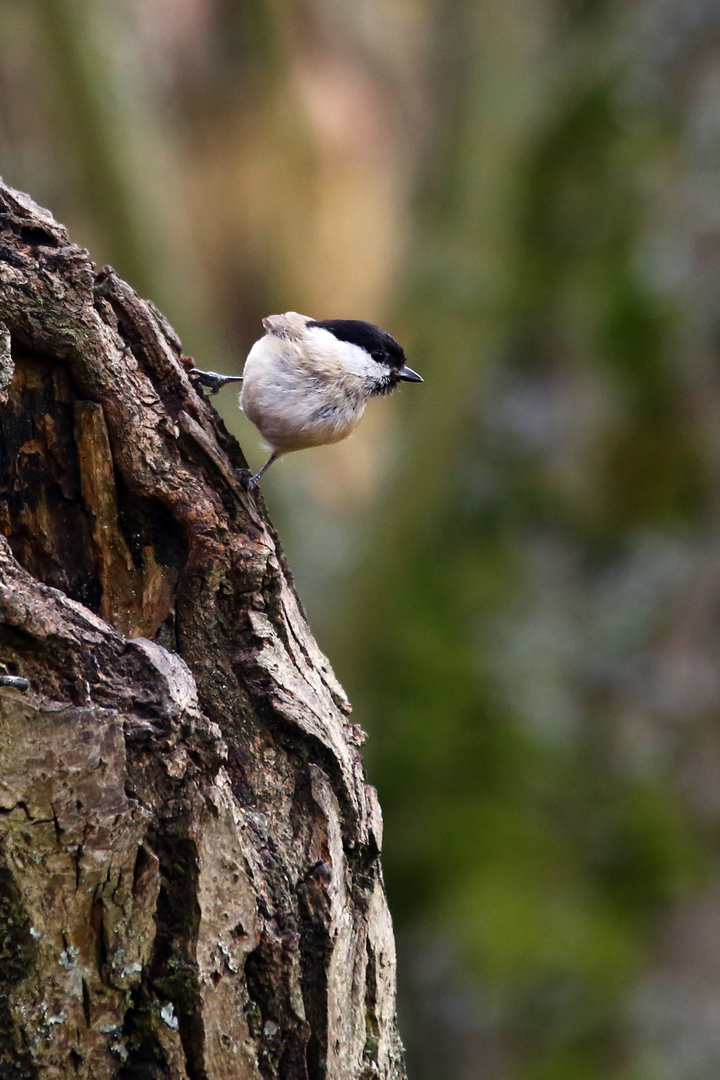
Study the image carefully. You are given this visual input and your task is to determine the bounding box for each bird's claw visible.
[189,368,243,395]
[236,467,260,492]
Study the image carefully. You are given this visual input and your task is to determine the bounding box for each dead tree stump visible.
[0,180,405,1080]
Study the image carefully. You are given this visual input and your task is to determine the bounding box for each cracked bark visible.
[0,180,405,1080]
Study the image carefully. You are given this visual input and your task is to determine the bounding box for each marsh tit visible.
[191,311,422,488]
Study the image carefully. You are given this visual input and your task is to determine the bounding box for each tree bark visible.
[0,180,405,1080]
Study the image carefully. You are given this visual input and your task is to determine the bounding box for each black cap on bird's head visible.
[307,319,423,385]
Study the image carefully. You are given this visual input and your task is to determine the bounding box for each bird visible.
[191,311,422,488]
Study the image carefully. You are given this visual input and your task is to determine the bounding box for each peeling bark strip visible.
[0,180,405,1079]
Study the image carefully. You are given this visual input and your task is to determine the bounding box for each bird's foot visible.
[236,467,260,491]
[189,368,243,395]
[236,453,277,491]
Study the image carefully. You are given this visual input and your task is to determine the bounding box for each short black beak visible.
[398,365,423,383]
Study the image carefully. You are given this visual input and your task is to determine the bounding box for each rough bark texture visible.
[0,180,405,1080]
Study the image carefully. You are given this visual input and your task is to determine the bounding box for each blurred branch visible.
[36,0,153,293]
[34,0,213,345]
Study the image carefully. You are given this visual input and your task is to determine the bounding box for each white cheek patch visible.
[339,342,388,379]
[304,327,388,382]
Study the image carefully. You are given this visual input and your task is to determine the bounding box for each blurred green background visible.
[5,1,720,1076]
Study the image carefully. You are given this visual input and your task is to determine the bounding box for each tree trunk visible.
[0,180,405,1080]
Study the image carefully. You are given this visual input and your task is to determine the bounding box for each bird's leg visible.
[189,368,244,395]
[247,453,278,490]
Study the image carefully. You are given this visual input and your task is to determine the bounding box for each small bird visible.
[191,311,422,488]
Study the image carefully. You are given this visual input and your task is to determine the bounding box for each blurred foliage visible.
[5,1,720,1077]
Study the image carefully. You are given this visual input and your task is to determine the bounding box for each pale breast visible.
[240,335,367,453]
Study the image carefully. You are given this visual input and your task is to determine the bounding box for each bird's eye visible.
[371,350,387,363]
